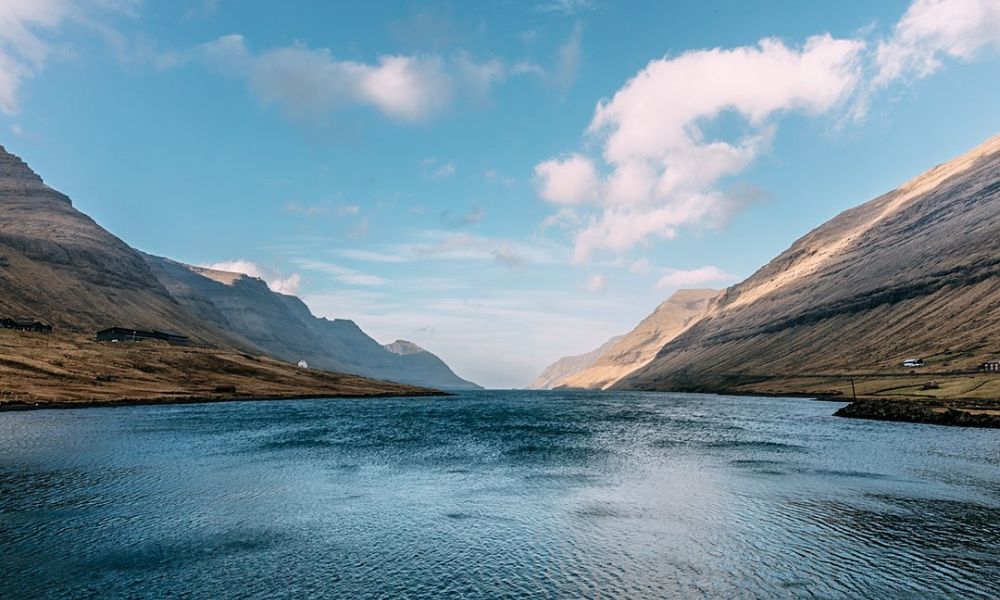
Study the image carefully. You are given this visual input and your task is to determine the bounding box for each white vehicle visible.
[902,358,924,368]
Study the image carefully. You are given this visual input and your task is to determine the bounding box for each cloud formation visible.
[585,273,607,293]
[656,266,734,290]
[203,259,302,295]
[536,34,865,261]
[199,34,503,122]
[876,0,1000,85]
[535,0,1000,263]
[292,258,387,286]
[0,0,138,114]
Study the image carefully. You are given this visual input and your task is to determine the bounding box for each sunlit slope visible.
[618,134,1000,391]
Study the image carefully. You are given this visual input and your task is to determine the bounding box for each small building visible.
[981,360,1000,372]
[297,360,309,369]
[902,358,924,368]
[0,317,52,333]
[96,328,189,345]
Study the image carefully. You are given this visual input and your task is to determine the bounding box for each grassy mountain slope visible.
[617,134,1000,393]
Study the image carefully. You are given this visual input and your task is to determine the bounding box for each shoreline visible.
[0,390,450,413]
[833,398,1000,428]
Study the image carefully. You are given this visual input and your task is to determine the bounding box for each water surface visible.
[1,391,998,598]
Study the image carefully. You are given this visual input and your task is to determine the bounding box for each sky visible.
[1,0,999,388]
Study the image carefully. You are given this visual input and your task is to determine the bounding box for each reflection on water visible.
[1,391,998,598]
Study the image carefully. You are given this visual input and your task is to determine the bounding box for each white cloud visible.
[420,157,457,179]
[268,273,302,295]
[293,258,387,286]
[585,273,607,293]
[536,0,598,15]
[536,34,865,260]
[483,168,515,186]
[285,201,328,217]
[629,258,651,275]
[0,0,137,114]
[493,244,525,268]
[335,249,409,264]
[656,265,734,290]
[875,0,1000,85]
[553,22,583,94]
[409,230,563,265]
[439,204,485,228]
[432,161,457,179]
[202,259,302,295]
[534,153,600,205]
[198,34,502,122]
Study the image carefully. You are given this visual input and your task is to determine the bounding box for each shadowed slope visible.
[143,255,482,389]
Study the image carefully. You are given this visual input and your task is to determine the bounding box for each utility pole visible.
[851,378,857,401]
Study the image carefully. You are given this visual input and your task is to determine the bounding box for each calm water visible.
[1,391,998,599]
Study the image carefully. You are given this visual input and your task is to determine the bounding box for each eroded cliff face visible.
[618,134,1000,391]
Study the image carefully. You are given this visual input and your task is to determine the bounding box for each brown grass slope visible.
[0,330,435,409]
[617,134,1000,394]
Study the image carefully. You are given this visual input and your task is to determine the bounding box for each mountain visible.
[0,144,244,348]
[550,289,719,390]
[0,143,459,403]
[143,255,482,390]
[528,335,624,389]
[382,339,482,390]
[617,134,1000,392]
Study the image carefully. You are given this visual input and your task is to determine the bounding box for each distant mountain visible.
[143,255,482,390]
[537,289,719,390]
[528,336,624,389]
[617,134,1000,391]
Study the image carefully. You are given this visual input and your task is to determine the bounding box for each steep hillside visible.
[618,134,1000,392]
[557,289,720,389]
[144,255,482,390]
[0,145,244,348]
[383,339,483,390]
[528,335,624,389]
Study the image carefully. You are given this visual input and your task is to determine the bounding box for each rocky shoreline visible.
[834,398,1000,428]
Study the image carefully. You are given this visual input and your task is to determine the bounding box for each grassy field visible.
[726,371,1000,403]
[0,329,439,409]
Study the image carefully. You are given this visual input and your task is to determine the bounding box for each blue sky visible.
[1,0,999,387]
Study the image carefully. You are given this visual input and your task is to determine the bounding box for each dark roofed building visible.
[96,328,189,345]
[1,317,52,333]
